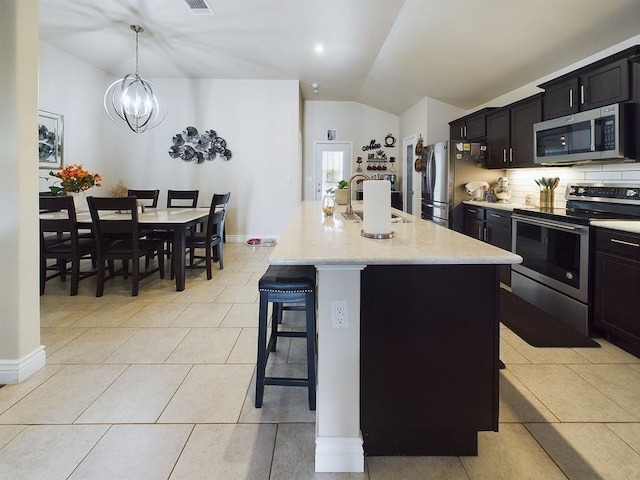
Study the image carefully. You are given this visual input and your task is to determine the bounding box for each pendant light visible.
[104,25,167,133]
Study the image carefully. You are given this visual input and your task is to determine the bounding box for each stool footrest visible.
[276,331,306,338]
[264,377,308,387]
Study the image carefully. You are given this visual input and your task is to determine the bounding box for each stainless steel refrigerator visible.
[421,141,502,231]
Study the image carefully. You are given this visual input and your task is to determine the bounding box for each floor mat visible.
[500,288,600,348]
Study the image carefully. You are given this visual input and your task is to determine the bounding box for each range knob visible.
[626,189,639,198]
[578,187,586,194]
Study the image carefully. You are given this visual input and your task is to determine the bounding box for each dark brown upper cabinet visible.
[539,46,640,120]
[449,108,495,141]
[486,94,542,169]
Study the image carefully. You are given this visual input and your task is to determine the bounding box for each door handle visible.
[610,238,640,248]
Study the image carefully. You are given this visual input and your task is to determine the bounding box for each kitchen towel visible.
[363,180,391,236]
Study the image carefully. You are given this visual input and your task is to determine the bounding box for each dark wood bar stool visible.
[255,265,317,410]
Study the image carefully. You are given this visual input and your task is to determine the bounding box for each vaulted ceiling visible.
[39,0,640,115]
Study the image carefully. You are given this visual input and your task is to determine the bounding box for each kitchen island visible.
[268,201,521,473]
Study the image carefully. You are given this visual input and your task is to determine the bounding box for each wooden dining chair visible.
[40,196,96,296]
[167,189,199,208]
[148,190,201,261]
[87,196,165,297]
[127,189,160,208]
[175,192,230,280]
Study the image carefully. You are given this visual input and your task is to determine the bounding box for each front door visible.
[315,142,352,200]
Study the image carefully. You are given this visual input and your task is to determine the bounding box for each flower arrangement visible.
[48,164,102,195]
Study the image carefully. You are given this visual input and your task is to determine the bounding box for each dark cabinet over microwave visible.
[449,108,495,141]
[538,45,639,120]
[486,94,542,169]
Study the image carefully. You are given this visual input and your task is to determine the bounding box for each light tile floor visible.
[2,243,640,479]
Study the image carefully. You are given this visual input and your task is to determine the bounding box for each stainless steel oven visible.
[511,182,640,336]
[512,214,590,302]
[511,213,590,334]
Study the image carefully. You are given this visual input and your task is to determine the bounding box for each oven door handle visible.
[512,214,585,232]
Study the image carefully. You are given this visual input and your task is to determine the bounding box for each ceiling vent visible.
[184,0,214,15]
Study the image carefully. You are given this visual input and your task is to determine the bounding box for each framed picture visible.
[327,129,336,141]
[38,110,63,169]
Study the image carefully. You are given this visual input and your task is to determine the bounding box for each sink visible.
[341,211,412,223]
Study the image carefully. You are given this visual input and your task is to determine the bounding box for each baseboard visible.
[0,345,46,384]
[315,436,364,473]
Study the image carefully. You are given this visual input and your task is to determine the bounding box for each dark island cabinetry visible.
[360,264,499,456]
[593,228,640,357]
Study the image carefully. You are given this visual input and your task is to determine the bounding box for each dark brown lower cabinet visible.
[463,205,512,286]
[593,228,640,357]
[360,264,500,456]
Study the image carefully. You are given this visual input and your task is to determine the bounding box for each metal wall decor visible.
[38,110,63,169]
[168,126,232,164]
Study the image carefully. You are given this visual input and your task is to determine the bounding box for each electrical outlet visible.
[331,301,349,328]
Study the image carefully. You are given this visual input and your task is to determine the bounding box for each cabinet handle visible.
[478,226,483,239]
[503,149,507,163]
[569,89,573,107]
[490,213,502,218]
[483,226,488,242]
[580,85,585,105]
[461,126,464,138]
[468,208,477,213]
[509,148,513,163]
[610,238,640,248]
[464,126,467,138]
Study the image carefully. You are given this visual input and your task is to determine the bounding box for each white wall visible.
[39,42,301,239]
[303,101,399,201]
[399,97,466,213]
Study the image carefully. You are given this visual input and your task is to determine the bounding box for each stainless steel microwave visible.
[533,104,631,165]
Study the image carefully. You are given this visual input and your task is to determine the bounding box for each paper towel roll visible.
[363,180,391,236]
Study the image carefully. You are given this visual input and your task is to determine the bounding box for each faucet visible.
[345,173,371,215]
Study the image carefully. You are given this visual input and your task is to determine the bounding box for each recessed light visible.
[314,44,325,54]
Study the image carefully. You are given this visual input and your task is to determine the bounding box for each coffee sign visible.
[362,139,381,152]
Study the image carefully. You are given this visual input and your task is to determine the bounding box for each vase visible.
[68,191,86,211]
[539,189,554,210]
[334,189,348,205]
[322,193,335,216]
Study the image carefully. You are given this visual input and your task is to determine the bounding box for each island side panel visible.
[360,264,499,456]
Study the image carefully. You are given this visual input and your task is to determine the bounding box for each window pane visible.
[322,151,344,193]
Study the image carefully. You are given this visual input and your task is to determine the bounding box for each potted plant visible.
[333,180,349,205]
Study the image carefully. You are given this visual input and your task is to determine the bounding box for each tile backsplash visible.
[505,162,640,208]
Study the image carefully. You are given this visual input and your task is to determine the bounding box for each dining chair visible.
[175,192,229,280]
[87,196,165,297]
[127,189,160,208]
[147,190,201,261]
[167,189,199,208]
[40,195,96,296]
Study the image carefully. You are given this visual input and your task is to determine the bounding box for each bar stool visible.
[255,265,317,410]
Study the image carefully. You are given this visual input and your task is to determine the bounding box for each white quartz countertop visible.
[591,220,640,235]
[463,200,525,212]
[269,201,522,266]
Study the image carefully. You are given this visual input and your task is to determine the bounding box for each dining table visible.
[42,207,210,292]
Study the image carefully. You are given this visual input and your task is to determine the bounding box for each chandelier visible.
[104,25,167,133]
